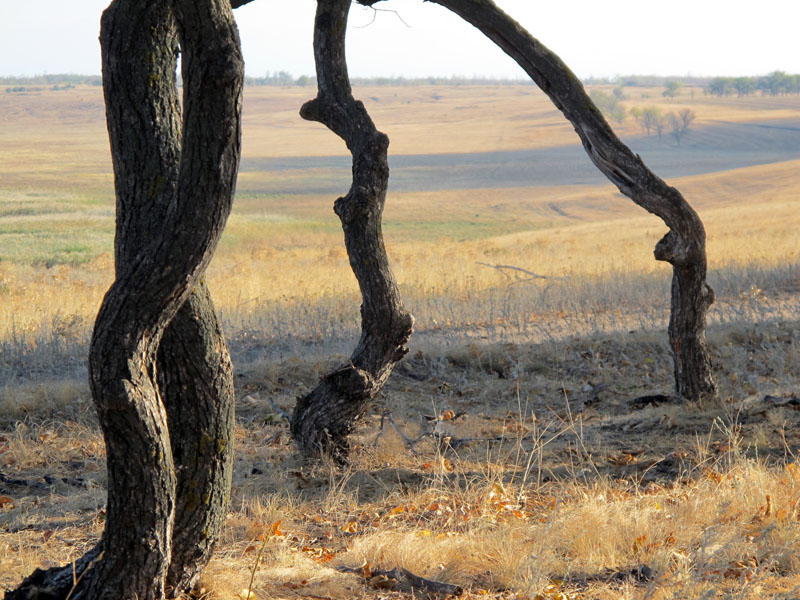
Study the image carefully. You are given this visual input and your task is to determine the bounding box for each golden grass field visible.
[1,82,800,599]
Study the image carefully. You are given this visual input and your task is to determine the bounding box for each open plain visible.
[1,82,800,599]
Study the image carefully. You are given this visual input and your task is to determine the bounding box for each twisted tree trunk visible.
[290,0,414,458]
[5,0,243,599]
[158,282,235,593]
[420,0,716,401]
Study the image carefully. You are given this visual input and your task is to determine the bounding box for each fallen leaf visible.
[341,520,359,533]
[271,520,284,537]
[357,562,372,578]
[608,453,638,466]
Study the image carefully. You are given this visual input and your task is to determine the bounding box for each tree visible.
[634,106,663,136]
[663,80,682,98]
[761,70,794,95]
[669,114,684,145]
[417,0,716,401]
[733,77,754,97]
[653,110,667,139]
[668,107,696,146]
[642,106,662,137]
[678,108,695,130]
[629,106,643,132]
[589,89,626,124]
[7,1,244,599]
[289,0,414,459]
[708,77,732,97]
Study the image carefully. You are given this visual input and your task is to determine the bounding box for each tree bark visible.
[158,282,235,594]
[5,1,243,599]
[419,0,716,401]
[290,0,414,459]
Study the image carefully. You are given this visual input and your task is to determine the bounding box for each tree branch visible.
[426,0,716,401]
[425,0,706,260]
[476,261,566,281]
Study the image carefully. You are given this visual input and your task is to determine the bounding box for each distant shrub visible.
[589,89,626,123]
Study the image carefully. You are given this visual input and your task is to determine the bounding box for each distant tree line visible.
[244,70,534,87]
[586,72,800,98]
[707,71,800,97]
[0,74,101,86]
[5,72,799,94]
[244,70,306,86]
[583,75,712,87]
[6,83,76,93]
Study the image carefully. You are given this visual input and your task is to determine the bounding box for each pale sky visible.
[1,0,798,79]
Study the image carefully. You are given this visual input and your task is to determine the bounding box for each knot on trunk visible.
[325,362,375,398]
[654,230,690,266]
[290,363,374,459]
[387,312,414,361]
[334,191,372,223]
[300,97,351,140]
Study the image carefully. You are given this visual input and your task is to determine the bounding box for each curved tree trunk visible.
[91,0,243,594]
[419,0,716,401]
[290,0,414,459]
[5,1,243,599]
[158,282,235,594]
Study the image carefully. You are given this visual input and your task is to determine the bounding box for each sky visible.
[1,0,799,80]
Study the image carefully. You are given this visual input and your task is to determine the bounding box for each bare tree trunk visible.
[290,0,414,459]
[419,0,716,401]
[158,282,235,594]
[5,0,243,599]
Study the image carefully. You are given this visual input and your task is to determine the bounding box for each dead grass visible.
[2,84,800,599]
[4,320,800,598]
[2,157,798,355]
[1,85,798,354]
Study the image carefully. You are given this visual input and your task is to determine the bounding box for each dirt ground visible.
[3,318,800,598]
[230,319,800,498]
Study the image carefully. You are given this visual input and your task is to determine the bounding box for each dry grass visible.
[3,160,799,361]
[1,85,798,354]
[2,83,800,598]
[4,321,800,598]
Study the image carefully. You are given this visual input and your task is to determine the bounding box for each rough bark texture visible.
[420,0,716,401]
[290,0,414,458]
[5,1,243,599]
[158,281,235,593]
